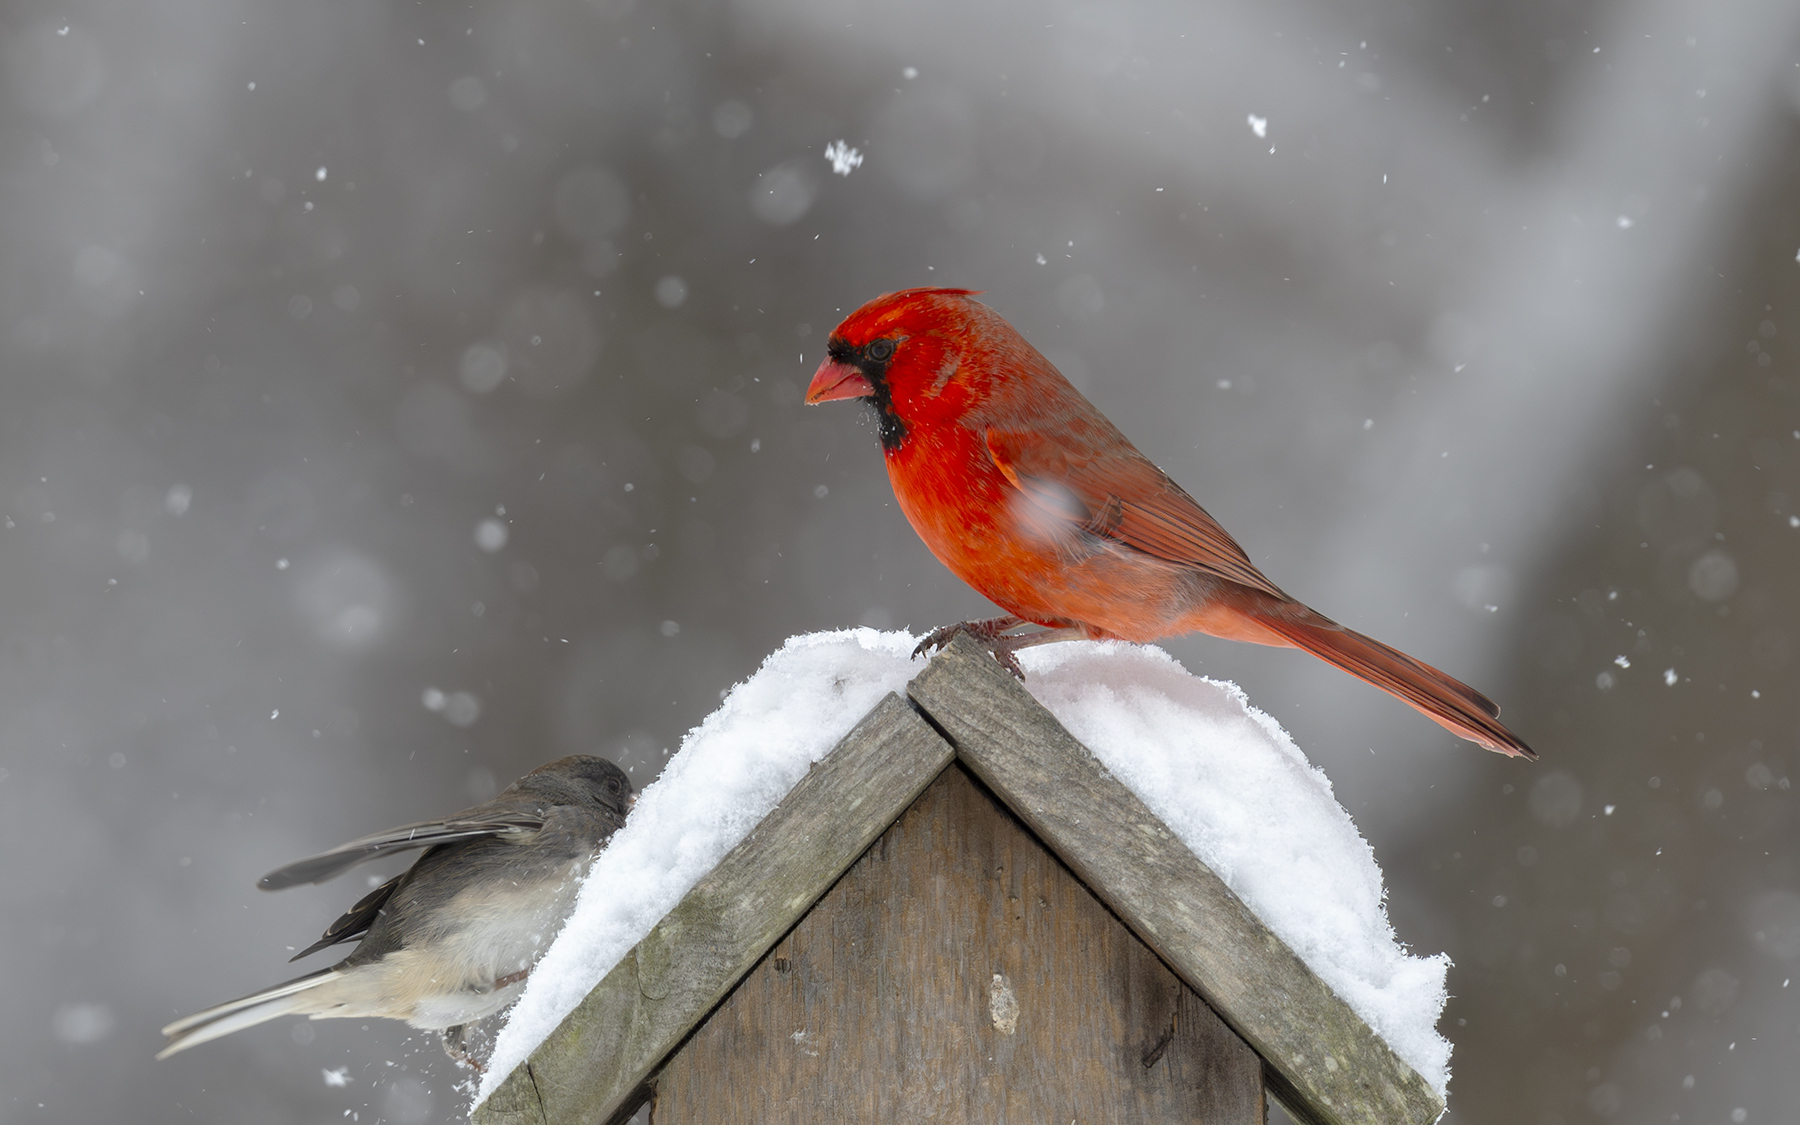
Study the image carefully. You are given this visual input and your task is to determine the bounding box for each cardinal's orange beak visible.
[805,357,874,404]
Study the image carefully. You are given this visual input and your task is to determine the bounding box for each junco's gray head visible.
[159,754,634,1068]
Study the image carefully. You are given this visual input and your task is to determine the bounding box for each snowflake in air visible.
[824,140,863,176]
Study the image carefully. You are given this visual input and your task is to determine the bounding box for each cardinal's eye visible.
[866,339,895,362]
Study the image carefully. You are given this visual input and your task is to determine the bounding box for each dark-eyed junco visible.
[159,755,634,1067]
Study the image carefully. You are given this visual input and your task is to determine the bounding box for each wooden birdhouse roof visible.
[474,634,1444,1125]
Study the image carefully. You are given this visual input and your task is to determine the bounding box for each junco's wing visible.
[288,873,403,961]
[256,809,548,890]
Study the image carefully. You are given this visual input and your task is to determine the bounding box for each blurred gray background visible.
[3,0,1798,1121]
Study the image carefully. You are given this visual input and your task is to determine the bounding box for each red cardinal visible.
[805,287,1534,758]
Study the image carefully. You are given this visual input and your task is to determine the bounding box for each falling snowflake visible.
[1247,114,1268,138]
[423,686,481,727]
[824,140,863,177]
[475,518,508,552]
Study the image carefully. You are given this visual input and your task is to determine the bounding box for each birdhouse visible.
[474,635,1444,1125]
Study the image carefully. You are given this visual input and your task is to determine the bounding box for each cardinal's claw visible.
[988,645,1027,680]
[910,627,954,661]
[913,617,1031,679]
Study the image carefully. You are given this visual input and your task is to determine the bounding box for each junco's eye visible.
[866,339,895,362]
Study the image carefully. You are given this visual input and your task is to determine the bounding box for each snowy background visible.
[2,0,1798,1122]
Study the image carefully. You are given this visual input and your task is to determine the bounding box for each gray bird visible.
[159,755,634,1067]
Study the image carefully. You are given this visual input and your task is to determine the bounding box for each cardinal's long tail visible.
[1255,610,1536,759]
[157,967,343,1059]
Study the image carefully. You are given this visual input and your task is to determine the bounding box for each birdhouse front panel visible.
[651,763,1263,1123]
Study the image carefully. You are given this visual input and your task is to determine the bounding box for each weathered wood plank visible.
[907,634,1445,1125]
[474,692,955,1125]
[654,764,1263,1123]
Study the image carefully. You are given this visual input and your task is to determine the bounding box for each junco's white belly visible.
[299,855,591,1029]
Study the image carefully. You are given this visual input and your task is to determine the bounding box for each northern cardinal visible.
[805,287,1534,758]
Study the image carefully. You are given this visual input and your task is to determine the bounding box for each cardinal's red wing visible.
[983,428,1287,599]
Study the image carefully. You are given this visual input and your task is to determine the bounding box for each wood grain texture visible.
[474,693,955,1125]
[653,764,1263,1124]
[907,633,1445,1125]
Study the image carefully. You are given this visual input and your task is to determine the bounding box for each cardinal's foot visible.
[914,617,1087,680]
[914,616,1028,676]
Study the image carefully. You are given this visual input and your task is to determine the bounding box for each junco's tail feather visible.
[157,968,343,1059]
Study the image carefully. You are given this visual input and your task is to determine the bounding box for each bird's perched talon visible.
[989,645,1027,681]
[909,632,947,662]
[912,616,1019,659]
[914,617,1033,678]
[442,1025,486,1072]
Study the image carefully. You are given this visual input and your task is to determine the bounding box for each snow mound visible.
[476,629,921,1096]
[475,629,1449,1103]
[1019,640,1450,1093]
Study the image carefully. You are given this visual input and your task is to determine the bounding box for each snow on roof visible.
[475,628,1449,1103]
